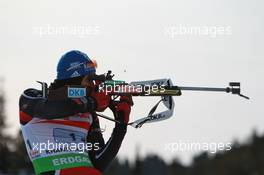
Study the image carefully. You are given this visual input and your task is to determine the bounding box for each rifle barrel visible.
[178,86,227,92]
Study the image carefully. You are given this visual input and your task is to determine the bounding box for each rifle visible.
[37,70,249,128]
[95,71,249,128]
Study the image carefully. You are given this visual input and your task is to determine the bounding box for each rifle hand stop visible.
[226,82,249,99]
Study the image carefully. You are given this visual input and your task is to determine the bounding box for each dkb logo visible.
[68,87,86,98]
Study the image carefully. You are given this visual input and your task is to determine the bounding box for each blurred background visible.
[0,0,263,174]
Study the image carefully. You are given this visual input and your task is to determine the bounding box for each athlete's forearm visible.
[88,115,127,172]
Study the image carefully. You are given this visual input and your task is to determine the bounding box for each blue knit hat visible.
[57,50,96,80]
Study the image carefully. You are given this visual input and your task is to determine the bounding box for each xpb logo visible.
[68,87,86,98]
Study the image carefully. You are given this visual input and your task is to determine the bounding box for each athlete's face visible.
[81,73,95,88]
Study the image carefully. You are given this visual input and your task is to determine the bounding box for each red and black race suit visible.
[19,88,127,175]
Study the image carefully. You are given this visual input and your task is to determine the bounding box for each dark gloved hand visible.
[91,91,110,112]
